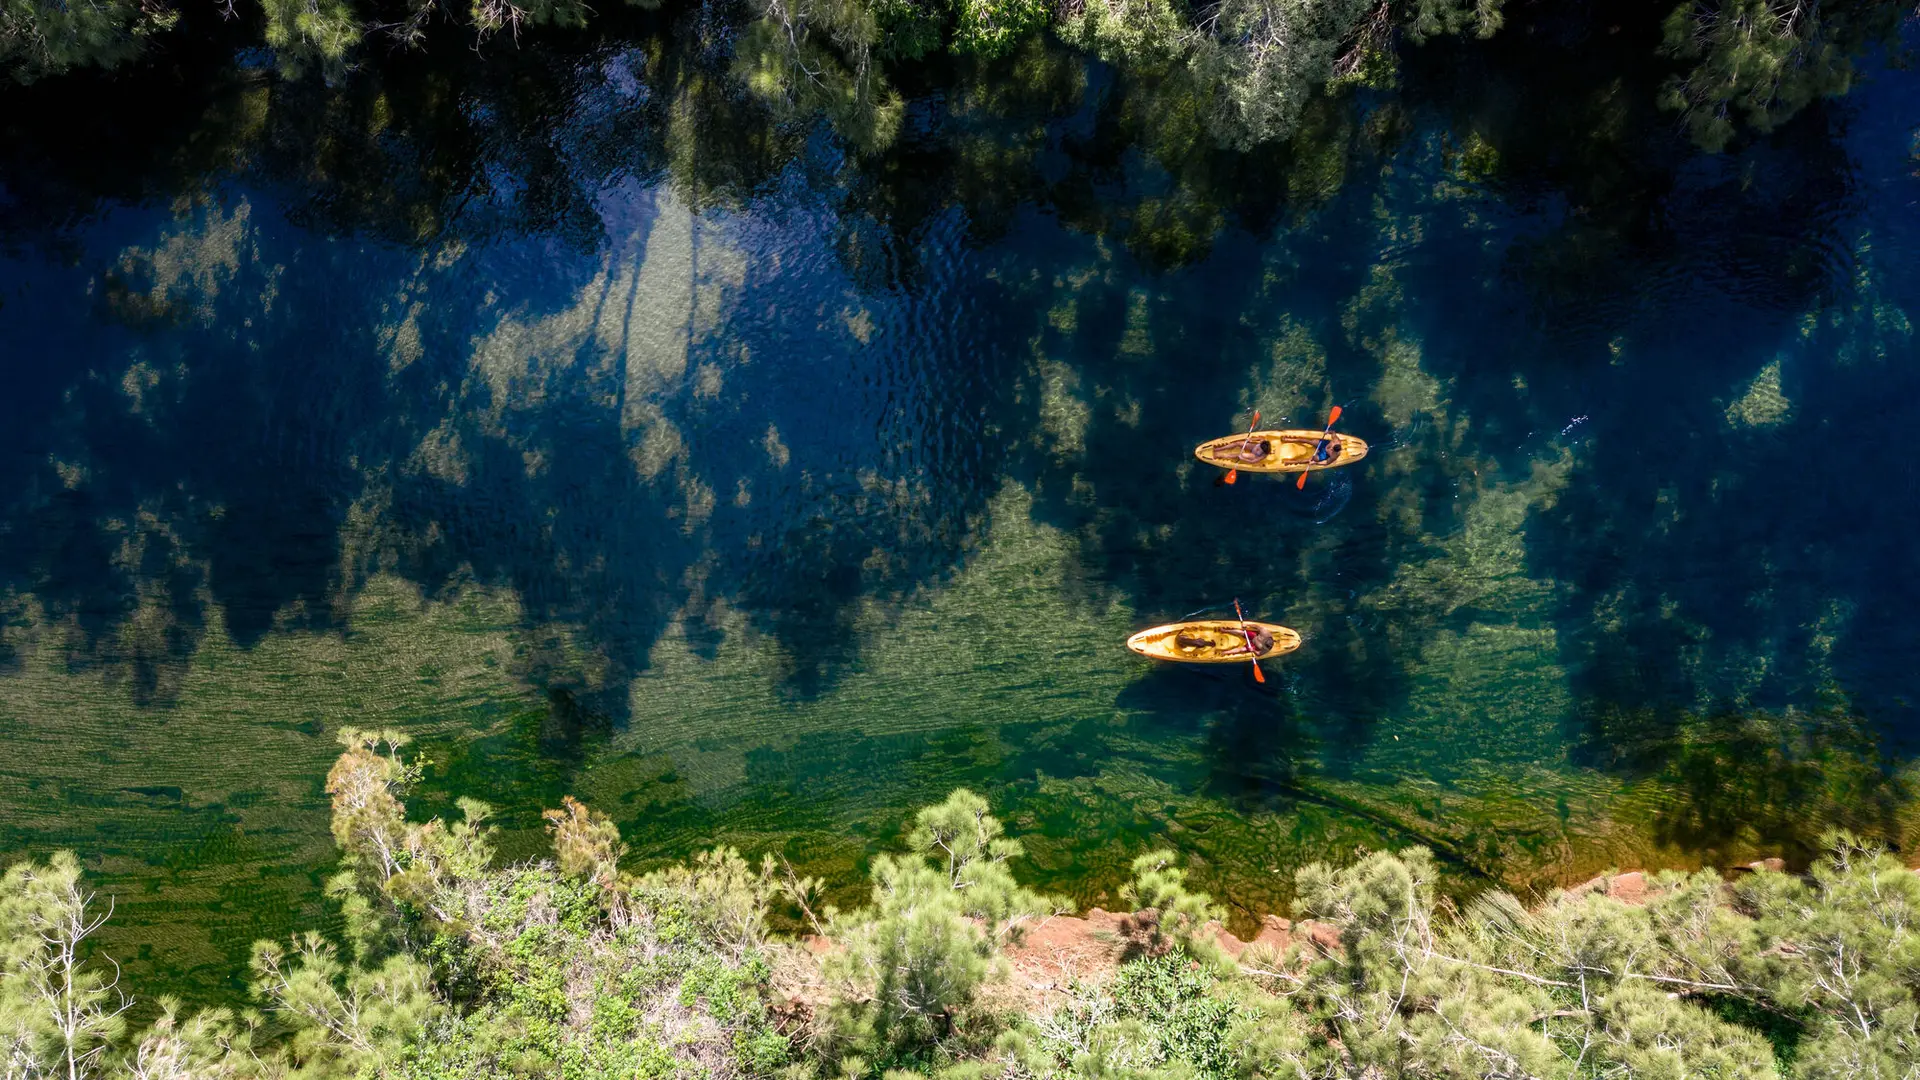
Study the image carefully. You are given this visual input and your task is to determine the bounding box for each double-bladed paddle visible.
[1295,405,1343,490]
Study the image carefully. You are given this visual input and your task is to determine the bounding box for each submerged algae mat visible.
[3,31,1920,1002]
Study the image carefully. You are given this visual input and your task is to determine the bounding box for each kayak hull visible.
[1194,429,1369,474]
[1126,620,1302,664]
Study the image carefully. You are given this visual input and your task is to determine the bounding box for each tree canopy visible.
[4,0,1910,150]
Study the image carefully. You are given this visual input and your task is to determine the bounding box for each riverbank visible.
[787,854,1806,1025]
[7,737,1908,1079]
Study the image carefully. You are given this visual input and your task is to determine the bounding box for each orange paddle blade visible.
[1250,659,1265,683]
[1297,406,1341,491]
[1223,470,1238,485]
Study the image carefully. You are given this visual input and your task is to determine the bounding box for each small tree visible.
[544,796,627,891]
[0,851,131,1080]
[324,729,496,951]
[1738,831,1920,1075]
[641,847,775,956]
[1119,849,1223,964]
[122,1001,260,1080]
[249,931,442,1075]
[905,789,1048,941]
[826,789,1052,1058]
[324,727,419,886]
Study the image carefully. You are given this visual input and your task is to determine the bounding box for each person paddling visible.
[1174,625,1272,656]
[1232,438,1274,464]
[1220,625,1275,657]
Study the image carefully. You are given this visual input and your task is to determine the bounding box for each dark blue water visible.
[1,19,1918,1000]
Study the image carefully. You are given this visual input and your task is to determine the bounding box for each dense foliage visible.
[6,731,1920,1077]
[1659,0,1914,151]
[747,0,1499,149]
[2,0,1914,150]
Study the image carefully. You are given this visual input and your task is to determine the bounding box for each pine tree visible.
[1660,0,1911,150]
[120,1001,260,1080]
[543,796,627,891]
[825,789,1053,1058]
[1737,832,1920,1076]
[0,852,133,1080]
[248,931,443,1075]
[0,0,175,84]
[1118,849,1226,966]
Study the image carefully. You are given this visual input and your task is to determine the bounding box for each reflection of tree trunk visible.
[614,218,651,438]
[686,209,701,370]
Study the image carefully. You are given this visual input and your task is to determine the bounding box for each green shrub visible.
[15,748,1920,1080]
[950,0,1047,57]
[824,789,1053,1063]
[1107,956,1240,1077]
[1119,849,1225,966]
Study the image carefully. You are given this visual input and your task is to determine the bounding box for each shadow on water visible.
[0,234,385,700]
[1113,664,1310,800]
[1640,709,1912,867]
[1502,108,1920,810]
[0,44,1038,712]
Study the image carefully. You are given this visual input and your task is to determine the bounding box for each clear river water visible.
[2,14,1918,1002]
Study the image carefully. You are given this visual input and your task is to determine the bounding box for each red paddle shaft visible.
[1233,598,1265,684]
[1223,410,1259,486]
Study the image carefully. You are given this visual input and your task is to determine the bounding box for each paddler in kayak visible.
[1176,625,1275,656]
[1222,624,1276,656]
[1232,438,1274,464]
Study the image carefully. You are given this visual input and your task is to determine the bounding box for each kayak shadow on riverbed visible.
[1112,662,1319,807]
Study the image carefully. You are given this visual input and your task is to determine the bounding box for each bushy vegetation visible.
[746,0,1499,149]
[1659,0,1913,152]
[4,0,1914,152]
[7,730,1920,1078]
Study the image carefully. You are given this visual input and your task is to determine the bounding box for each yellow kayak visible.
[1193,429,1368,474]
[1126,620,1302,664]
